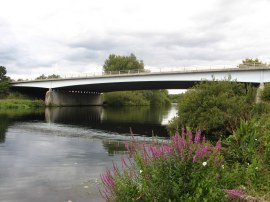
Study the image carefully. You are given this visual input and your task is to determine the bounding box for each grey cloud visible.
[69,37,122,51]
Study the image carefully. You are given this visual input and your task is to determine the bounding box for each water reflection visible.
[45,105,176,137]
[0,106,177,201]
[0,114,8,143]
[102,140,127,156]
[0,109,44,143]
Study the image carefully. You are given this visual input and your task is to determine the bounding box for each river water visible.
[0,105,177,202]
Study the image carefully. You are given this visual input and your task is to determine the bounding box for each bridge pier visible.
[45,89,103,106]
[255,83,265,103]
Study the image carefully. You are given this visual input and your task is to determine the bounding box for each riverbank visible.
[0,98,45,109]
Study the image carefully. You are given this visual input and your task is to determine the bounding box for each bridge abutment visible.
[45,89,103,106]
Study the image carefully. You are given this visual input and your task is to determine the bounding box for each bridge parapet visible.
[12,65,259,82]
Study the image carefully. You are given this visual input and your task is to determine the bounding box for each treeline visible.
[103,90,171,107]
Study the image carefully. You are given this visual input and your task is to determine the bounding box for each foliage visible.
[0,66,10,99]
[261,82,270,101]
[239,58,268,68]
[223,117,270,200]
[168,93,184,103]
[175,80,256,138]
[103,53,144,72]
[100,130,226,201]
[0,66,7,79]
[35,74,61,80]
[104,91,149,106]
[104,90,171,107]
[0,99,44,109]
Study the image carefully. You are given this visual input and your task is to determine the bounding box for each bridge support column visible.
[255,83,265,103]
[45,89,103,106]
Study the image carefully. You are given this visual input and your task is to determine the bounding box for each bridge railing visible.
[14,65,270,82]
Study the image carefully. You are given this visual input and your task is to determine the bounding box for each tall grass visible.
[0,98,44,109]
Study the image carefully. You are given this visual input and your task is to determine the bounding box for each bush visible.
[100,130,227,201]
[104,90,171,107]
[175,80,256,138]
[261,82,270,101]
[223,118,270,200]
[104,91,149,106]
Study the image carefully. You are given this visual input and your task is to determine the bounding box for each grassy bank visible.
[0,98,45,109]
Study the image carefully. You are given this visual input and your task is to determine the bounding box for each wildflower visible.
[140,170,143,174]
[255,138,258,141]
[222,165,224,169]
[202,161,207,166]
[224,189,244,199]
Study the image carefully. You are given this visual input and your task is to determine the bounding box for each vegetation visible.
[239,58,268,68]
[103,54,170,107]
[169,79,256,138]
[101,131,226,201]
[103,53,144,72]
[0,67,45,108]
[100,77,270,201]
[0,98,44,109]
[168,93,184,103]
[0,66,10,99]
[261,82,270,101]
[35,74,61,80]
[101,127,270,201]
[104,90,171,107]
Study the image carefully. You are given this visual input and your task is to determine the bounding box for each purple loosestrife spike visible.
[188,146,193,159]
[194,130,201,144]
[192,144,201,163]
[187,131,193,144]
[214,140,222,154]
[223,189,244,199]
[201,145,211,157]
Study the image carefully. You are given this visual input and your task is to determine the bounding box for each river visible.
[0,104,177,202]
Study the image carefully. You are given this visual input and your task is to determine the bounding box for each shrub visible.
[223,118,270,200]
[175,80,256,138]
[100,130,227,201]
[261,82,270,101]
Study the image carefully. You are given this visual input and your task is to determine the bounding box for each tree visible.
[0,66,10,98]
[103,53,144,72]
[0,66,7,80]
[174,80,256,138]
[35,74,47,80]
[239,58,268,68]
[35,74,61,80]
[47,74,61,79]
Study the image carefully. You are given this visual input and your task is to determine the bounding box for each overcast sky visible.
[1,0,270,80]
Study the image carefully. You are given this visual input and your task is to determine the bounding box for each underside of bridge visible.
[11,80,259,106]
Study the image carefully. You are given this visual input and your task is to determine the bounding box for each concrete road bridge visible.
[11,66,270,106]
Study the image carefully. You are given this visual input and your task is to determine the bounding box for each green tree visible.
[0,66,7,79]
[239,58,268,68]
[103,53,144,72]
[35,74,47,80]
[35,74,61,80]
[47,74,61,79]
[261,83,270,101]
[173,80,256,138]
[0,66,10,99]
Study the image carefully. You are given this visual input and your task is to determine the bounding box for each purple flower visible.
[223,189,244,199]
